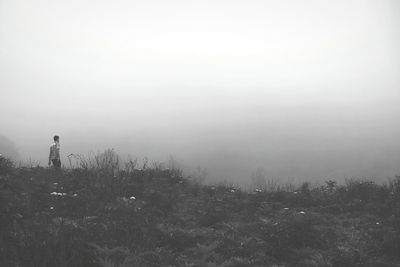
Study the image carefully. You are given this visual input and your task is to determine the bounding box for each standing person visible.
[48,135,61,168]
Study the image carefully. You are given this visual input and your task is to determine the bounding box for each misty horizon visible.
[1,0,399,185]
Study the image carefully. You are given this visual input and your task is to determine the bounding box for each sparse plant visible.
[250,167,267,189]
[189,166,209,184]
[123,156,137,174]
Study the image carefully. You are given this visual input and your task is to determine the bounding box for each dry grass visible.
[1,153,400,266]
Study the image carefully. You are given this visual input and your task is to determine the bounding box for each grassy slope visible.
[1,156,400,267]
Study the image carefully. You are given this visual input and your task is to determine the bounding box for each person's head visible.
[53,135,59,142]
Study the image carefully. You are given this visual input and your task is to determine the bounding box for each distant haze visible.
[1,0,399,185]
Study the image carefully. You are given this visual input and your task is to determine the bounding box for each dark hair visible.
[53,135,59,141]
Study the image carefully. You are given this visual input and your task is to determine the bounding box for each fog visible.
[1,0,399,185]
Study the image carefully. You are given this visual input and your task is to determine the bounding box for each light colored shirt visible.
[49,142,60,160]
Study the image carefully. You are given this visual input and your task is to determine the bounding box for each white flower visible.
[376,222,380,225]
[299,211,306,214]
[51,192,66,196]
[130,196,136,200]
[230,189,235,193]
[72,193,78,197]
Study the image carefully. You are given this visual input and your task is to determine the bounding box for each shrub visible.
[0,155,13,175]
[344,179,382,202]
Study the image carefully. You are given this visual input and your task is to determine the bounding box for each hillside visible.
[1,155,400,267]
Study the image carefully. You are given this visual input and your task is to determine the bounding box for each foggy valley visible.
[1,0,399,185]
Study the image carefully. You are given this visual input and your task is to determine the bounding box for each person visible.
[48,135,61,168]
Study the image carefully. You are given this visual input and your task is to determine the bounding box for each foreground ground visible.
[1,156,400,267]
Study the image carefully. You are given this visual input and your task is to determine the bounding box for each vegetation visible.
[1,153,400,266]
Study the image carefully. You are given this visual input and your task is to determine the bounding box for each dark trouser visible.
[52,159,61,168]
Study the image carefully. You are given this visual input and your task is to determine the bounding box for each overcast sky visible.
[1,0,399,184]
